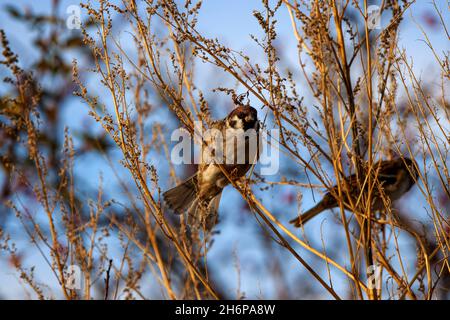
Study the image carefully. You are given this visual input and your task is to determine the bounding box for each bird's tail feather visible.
[163,174,222,231]
[163,174,198,214]
[289,202,326,227]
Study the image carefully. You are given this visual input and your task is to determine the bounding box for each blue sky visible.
[0,0,448,299]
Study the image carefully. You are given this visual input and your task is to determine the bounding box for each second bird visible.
[290,158,419,227]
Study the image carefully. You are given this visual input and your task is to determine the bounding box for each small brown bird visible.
[290,158,419,227]
[164,105,260,230]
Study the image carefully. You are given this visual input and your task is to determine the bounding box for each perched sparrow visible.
[164,105,260,230]
[290,158,418,227]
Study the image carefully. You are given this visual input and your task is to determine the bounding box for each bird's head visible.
[226,105,258,131]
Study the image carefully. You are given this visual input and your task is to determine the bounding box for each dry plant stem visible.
[215,161,367,298]
[334,82,366,300]
[165,21,200,118]
[157,127,203,299]
[130,42,219,303]
[128,149,220,299]
[104,259,113,300]
[363,0,376,299]
[333,160,364,299]
[323,34,363,302]
[109,217,184,298]
[129,1,193,130]
[284,0,312,56]
[92,3,219,299]
[17,81,71,299]
[313,1,364,299]
[93,243,148,299]
[331,0,361,162]
[375,249,417,300]
[109,99,216,299]
[385,123,435,297]
[98,20,177,300]
[328,7,376,298]
[78,27,219,303]
[144,213,177,300]
[248,198,342,300]
[398,245,442,300]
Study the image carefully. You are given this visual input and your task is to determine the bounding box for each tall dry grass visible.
[0,0,448,299]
